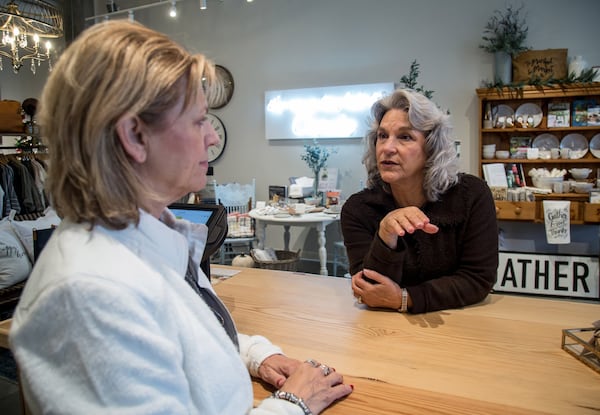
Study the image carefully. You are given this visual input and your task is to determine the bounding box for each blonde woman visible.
[10,21,351,414]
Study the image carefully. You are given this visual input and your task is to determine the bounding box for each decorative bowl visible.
[569,168,592,180]
[532,176,563,190]
[495,150,510,159]
[573,182,594,193]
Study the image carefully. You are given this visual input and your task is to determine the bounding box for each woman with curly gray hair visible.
[341,88,498,314]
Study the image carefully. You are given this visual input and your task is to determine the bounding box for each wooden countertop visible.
[0,318,10,349]
[214,267,600,415]
[2,267,598,414]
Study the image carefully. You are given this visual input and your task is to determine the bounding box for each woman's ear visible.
[115,114,147,163]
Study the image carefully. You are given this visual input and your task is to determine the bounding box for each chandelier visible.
[0,0,63,74]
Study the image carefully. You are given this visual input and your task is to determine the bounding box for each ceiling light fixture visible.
[88,1,253,29]
[0,0,63,74]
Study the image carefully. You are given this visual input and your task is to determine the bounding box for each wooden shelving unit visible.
[476,84,600,223]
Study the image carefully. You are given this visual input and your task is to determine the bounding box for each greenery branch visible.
[479,3,529,57]
[398,59,450,114]
[399,60,434,99]
[482,67,599,93]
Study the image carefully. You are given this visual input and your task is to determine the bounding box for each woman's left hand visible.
[257,354,302,388]
[352,269,406,309]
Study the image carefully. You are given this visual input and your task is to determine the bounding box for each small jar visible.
[483,103,493,129]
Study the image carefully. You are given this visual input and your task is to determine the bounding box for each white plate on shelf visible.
[492,104,514,127]
[560,133,588,159]
[515,103,543,127]
[590,133,600,158]
[532,133,559,151]
[493,104,514,117]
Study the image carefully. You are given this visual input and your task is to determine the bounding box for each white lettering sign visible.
[495,252,599,299]
[264,83,394,139]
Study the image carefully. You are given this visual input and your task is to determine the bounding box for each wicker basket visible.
[251,250,300,272]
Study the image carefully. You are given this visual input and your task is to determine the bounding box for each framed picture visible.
[268,185,287,201]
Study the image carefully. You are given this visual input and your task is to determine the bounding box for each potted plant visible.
[300,139,333,201]
[479,4,529,84]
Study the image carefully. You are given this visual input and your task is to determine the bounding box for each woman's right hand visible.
[378,206,438,249]
[277,359,353,414]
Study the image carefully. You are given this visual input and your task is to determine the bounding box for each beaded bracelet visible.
[271,390,313,415]
[398,288,408,313]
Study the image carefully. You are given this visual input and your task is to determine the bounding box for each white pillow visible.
[0,219,32,288]
[10,208,61,263]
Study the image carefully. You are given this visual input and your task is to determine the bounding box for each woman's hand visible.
[277,359,353,414]
[351,269,411,309]
[257,354,301,388]
[378,206,438,249]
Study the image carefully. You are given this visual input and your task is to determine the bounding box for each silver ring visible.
[319,364,331,376]
[357,296,362,304]
[305,359,319,368]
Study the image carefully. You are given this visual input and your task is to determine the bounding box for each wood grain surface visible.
[214,267,600,415]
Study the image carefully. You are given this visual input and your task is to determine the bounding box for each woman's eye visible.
[376,131,387,140]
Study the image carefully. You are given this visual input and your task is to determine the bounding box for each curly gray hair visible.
[363,88,459,202]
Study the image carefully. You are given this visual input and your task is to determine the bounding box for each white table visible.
[249,210,339,276]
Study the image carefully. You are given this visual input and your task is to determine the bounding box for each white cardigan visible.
[10,211,302,415]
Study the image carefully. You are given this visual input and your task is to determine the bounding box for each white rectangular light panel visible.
[265,82,394,140]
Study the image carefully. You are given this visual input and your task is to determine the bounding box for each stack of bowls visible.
[483,144,496,159]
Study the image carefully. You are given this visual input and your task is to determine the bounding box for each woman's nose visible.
[380,137,397,153]
[205,124,219,146]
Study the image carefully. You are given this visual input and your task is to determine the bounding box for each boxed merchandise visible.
[547,102,570,127]
[588,106,600,126]
[572,99,596,126]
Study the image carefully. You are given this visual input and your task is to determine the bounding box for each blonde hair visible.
[39,20,216,229]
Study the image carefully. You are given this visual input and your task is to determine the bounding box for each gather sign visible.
[494,252,599,299]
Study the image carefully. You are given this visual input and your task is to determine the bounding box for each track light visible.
[200,0,207,10]
[169,1,177,17]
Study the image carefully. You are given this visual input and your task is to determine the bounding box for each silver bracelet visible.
[398,288,408,313]
[271,390,313,415]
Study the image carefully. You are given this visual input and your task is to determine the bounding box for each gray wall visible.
[2,0,598,261]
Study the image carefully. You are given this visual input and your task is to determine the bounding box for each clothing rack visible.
[0,146,45,149]
[0,146,48,156]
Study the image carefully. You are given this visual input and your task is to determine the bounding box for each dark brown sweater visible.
[341,173,498,313]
